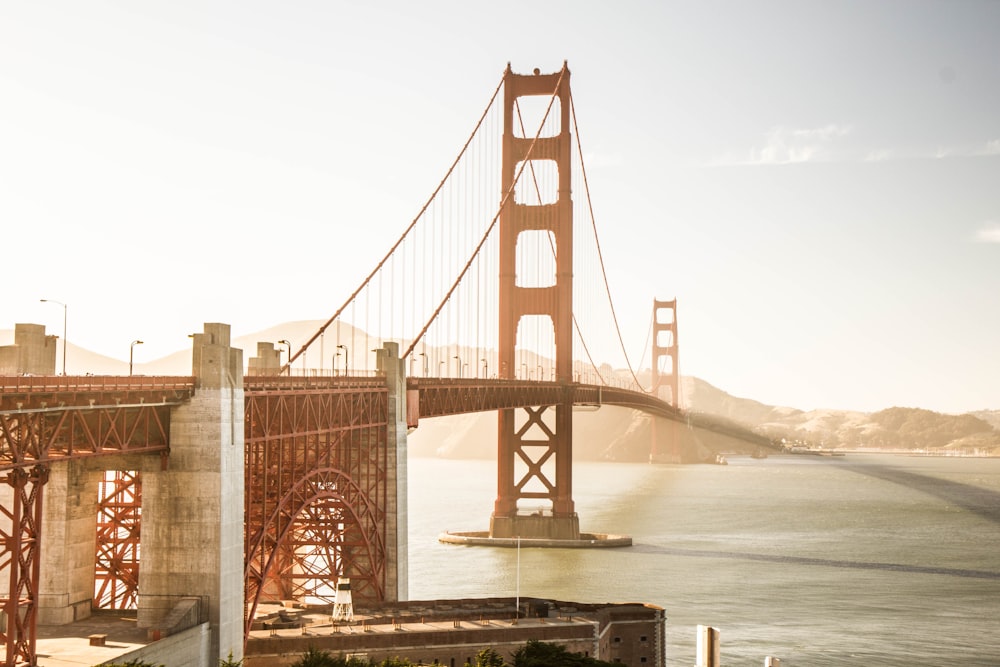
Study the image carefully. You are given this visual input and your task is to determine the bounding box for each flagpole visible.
[515,535,521,623]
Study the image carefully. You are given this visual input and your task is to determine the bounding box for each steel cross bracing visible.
[243,376,389,638]
[94,470,142,610]
[1,465,44,667]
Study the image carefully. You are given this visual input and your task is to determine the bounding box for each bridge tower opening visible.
[491,62,579,540]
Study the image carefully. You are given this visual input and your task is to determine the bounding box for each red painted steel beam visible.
[407,378,684,422]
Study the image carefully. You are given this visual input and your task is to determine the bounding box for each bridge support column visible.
[37,460,102,624]
[137,323,244,662]
[377,342,408,600]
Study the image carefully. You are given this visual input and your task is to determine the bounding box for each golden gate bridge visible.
[0,62,695,666]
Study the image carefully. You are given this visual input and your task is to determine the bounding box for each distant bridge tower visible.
[650,299,680,463]
[491,62,579,540]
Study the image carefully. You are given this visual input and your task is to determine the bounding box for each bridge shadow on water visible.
[630,458,1000,580]
[628,544,1000,580]
[832,458,1000,527]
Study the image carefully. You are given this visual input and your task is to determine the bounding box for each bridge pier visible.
[38,461,104,624]
[136,323,245,661]
[376,342,409,601]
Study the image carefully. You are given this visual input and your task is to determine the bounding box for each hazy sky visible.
[2,1,998,414]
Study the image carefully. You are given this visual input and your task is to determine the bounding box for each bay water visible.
[406,454,1000,666]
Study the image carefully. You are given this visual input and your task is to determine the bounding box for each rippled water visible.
[406,454,1000,666]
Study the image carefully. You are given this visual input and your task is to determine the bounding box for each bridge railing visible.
[0,375,196,394]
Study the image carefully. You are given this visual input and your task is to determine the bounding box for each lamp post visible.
[438,360,445,377]
[481,358,488,378]
[40,298,67,375]
[278,340,291,375]
[453,355,462,378]
[337,345,348,376]
[419,352,428,377]
[129,340,143,376]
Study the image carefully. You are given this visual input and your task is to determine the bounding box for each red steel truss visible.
[0,466,45,667]
[0,376,195,470]
[94,469,141,610]
[243,377,389,637]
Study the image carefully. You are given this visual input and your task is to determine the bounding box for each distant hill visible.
[5,324,997,458]
[679,376,1000,457]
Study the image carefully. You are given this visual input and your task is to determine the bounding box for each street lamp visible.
[129,340,143,376]
[337,345,348,376]
[278,340,291,375]
[453,355,462,378]
[481,358,488,378]
[40,298,67,375]
[419,352,428,377]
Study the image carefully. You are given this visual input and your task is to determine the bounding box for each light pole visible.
[419,352,428,377]
[337,345,348,376]
[129,340,143,376]
[481,358,488,378]
[453,355,462,378]
[40,298,67,375]
[278,340,291,375]
[438,360,445,377]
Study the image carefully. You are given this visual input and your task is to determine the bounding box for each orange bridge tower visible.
[650,299,681,462]
[491,62,578,540]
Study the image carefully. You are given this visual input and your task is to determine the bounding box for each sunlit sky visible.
[2,1,998,414]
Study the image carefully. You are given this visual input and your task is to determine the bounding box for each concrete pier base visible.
[439,531,632,548]
[489,512,581,540]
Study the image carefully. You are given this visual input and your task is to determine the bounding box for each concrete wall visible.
[99,622,212,667]
[137,323,245,663]
[0,323,57,375]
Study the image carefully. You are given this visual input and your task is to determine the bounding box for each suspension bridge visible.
[0,62,694,666]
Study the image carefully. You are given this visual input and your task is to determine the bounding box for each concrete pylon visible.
[376,342,408,600]
[137,323,245,661]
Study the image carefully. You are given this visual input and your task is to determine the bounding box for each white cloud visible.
[712,124,852,166]
[864,149,891,162]
[975,223,1000,244]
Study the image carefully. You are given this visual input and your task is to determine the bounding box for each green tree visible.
[291,647,337,667]
[219,651,243,667]
[465,647,507,667]
[512,640,615,667]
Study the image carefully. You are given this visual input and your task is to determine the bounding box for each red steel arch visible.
[243,377,390,638]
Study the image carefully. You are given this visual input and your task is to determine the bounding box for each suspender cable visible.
[285,74,506,371]
[403,68,566,360]
[570,91,647,391]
